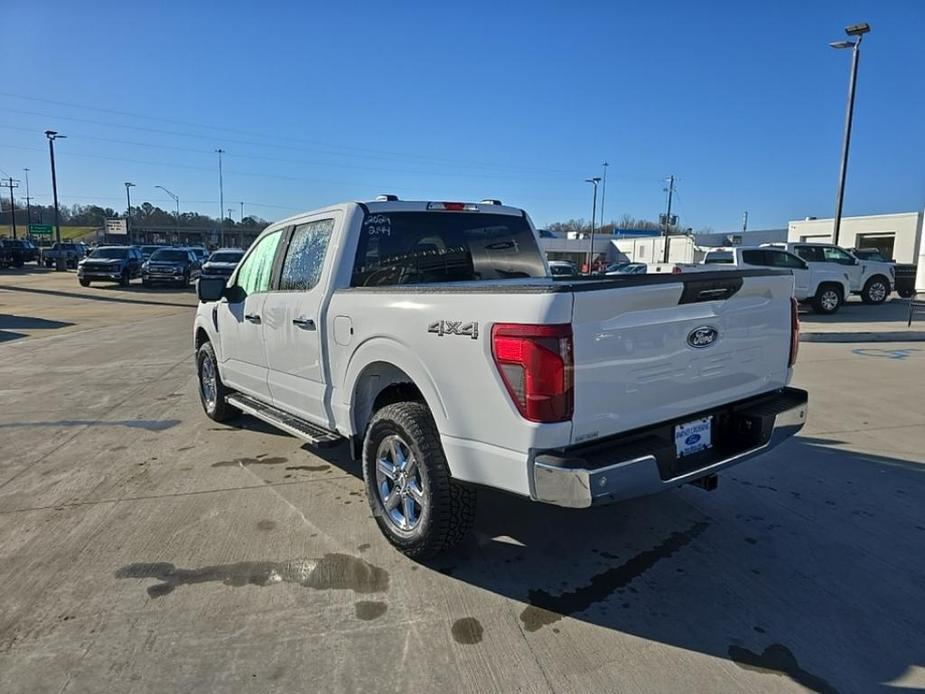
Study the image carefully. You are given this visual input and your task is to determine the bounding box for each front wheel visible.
[862,276,890,305]
[811,285,842,315]
[196,342,239,422]
[362,401,476,557]
[79,278,91,287]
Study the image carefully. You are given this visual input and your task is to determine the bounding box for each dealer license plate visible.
[675,416,713,458]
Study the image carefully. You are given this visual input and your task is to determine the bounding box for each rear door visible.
[216,229,283,399]
[263,215,338,426]
[569,271,794,444]
[765,249,810,297]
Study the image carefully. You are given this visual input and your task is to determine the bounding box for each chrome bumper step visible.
[226,393,342,447]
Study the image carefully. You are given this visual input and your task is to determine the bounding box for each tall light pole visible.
[240,201,244,222]
[1,178,19,239]
[584,177,601,275]
[215,148,226,247]
[830,22,870,246]
[599,161,609,231]
[124,182,135,218]
[155,185,180,236]
[45,130,66,246]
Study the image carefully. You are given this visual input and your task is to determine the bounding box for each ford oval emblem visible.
[685,433,701,446]
[687,326,718,349]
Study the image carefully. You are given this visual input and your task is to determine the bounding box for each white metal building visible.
[788,211,924,264]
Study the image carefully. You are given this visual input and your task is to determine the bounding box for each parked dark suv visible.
[0,239,28,267]
[142,248,201,287]
[77,246,143,286]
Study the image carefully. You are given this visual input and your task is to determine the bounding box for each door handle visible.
[244,313,262,324]
[292,317,316,330]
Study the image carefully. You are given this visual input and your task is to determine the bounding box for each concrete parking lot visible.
[1,267,924,693]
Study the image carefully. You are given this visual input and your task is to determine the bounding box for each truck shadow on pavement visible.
[800,297,911,328]
[0,283,194,309]
[401,439,924,694]
[0,314,74,343]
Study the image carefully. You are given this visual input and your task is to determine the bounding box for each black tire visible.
[142,279,151,288]
[861,276,890,305]
[119,269,130,287]
[79,278,90,287]
[898,288,914,299]
[196,341,239,422]
[811,284,842,315]
[362,401,476,557]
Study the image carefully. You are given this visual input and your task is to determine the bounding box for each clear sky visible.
[2,0,923,231]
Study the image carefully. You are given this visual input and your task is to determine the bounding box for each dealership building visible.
[787,211,923,264]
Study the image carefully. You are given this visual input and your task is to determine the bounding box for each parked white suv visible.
[193,198,807,556]
[763,242,894,305]
[703,246,850,314]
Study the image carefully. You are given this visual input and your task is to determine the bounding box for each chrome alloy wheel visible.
[868,281,887,303]
[375,434,425,532]
[821,289,839,312]
[200,354,217,411]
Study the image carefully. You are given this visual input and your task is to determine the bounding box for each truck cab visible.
[762,242,894,305]
[703,246,850,314]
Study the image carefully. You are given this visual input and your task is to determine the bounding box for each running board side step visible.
[226,393,343,447]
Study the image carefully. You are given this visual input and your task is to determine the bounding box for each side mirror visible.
[197,276,227,302]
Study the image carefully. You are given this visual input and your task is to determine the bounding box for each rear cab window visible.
[703,251,734,264]
[351,210,546,287]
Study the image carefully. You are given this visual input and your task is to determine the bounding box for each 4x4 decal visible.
[427,321,479,340]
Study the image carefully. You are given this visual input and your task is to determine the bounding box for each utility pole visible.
[599,161,609,231]
[215,148,225,247]
[1,178,19,239]
[240,201,244,223]
[661,175,675,263]
[45,130,66,246]
[23,168,32,226]
[742,210,748,232]
[227,207,234,222]
[584,177,601,275]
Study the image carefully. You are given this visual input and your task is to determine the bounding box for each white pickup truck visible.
[763,242,895,305]
[193,198,807,556]
[703,246,851,314]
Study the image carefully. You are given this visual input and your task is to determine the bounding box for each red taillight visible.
[491,323,573,423]
[789,297,800,366]
[671,265,682,275]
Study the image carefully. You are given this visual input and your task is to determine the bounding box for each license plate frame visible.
[674,416,713,458]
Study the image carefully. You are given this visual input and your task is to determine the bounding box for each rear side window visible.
[741,250,767,266]
[794,245,825,263]
[351,211,545,287]
[704,251,734,264]
[280,219,334,291]
[767,251,805,269]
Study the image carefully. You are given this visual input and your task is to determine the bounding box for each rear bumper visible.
[531,387,808,508]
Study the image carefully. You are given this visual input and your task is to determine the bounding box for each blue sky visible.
[2,0,923,231]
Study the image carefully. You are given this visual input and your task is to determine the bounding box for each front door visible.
[766,249,811,298]
[263,217,337,426]
[216,229,283,400]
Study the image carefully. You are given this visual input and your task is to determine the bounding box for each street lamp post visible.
[124,181,135,241]
[600,161,609,231]
[830,22,870,246]
[44,130,66,248]
[584,177,601,275]
[23,168,32,226]
[215,148,225,247]
[155,185,181,237]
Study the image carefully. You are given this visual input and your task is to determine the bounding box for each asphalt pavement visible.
[1,267,923,693]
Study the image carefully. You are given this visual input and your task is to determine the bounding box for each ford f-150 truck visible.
[194,198,807,556]
[703,246,851,314]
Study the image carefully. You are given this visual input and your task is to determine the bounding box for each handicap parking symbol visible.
[852,348,922,360]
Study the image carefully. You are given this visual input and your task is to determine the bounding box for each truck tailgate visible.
[569,271,794,445]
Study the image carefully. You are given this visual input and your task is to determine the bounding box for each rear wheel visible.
[79,278,91,287]
[811,284,842,315]
[196,341,239,422]
[861,276,890,304]
[362,401,476,557]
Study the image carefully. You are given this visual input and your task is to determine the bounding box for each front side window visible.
[235,230,282,296]
[823,246,855,265]
[280,219,334,291]
[351,211,545,287]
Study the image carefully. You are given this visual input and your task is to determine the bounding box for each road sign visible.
[105,219,128,235]
[28,224,53,237]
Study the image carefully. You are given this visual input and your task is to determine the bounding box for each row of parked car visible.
[76,244,244,288]
[548,241,902,316]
